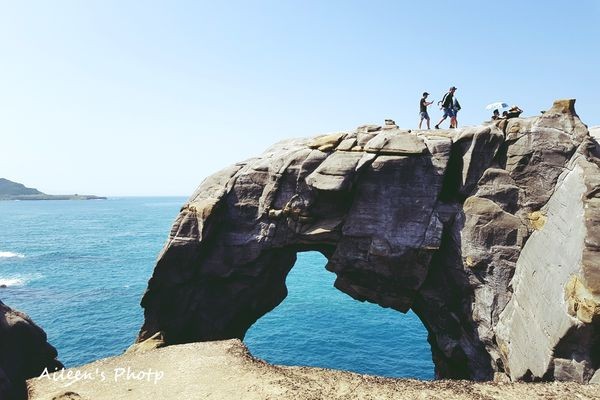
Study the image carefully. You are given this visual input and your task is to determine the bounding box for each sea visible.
[0,197,433,379]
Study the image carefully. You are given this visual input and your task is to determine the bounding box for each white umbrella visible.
[486,102,509,110]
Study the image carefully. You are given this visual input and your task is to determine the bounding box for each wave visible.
[0,251,25,259]
[0,277,25,287]
[0,273,43,288]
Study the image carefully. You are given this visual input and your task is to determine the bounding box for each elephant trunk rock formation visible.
[138,99,600,383]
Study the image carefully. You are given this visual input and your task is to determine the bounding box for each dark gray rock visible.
[553,358,594,383]
[138,99,600,382]
[0,301,63,399]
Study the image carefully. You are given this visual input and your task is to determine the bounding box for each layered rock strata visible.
[0,301,63,400]
[138,100,600,382]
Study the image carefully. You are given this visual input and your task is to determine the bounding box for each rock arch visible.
[243,250,434,378]
[138,100,600,382]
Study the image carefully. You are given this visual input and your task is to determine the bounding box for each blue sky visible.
[1,1,599,196]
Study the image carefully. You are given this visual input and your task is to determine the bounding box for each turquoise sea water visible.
[0,198,433,379]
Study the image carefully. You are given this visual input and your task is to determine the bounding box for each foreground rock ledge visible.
[26,339,600,400]
[139,99,600,382]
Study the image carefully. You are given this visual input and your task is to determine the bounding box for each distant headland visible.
[0,178,106,200]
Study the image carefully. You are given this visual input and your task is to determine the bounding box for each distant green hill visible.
[0,178,106,200]
[0,178,43,196]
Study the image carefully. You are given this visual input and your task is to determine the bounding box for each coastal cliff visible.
[137,99,600,383]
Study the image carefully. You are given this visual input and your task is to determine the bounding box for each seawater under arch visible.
[244,251,434,379]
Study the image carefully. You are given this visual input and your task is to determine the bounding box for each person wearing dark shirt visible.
[418,92,433,129]
[435,86,457,129]
[491,109,500,120]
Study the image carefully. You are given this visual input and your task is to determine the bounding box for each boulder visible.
[0,301,63,399]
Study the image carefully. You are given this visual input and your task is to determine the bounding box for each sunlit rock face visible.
[138,99,600,383]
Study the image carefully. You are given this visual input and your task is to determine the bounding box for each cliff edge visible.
[26,339,600,400]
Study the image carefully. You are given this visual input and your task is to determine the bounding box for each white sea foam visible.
[0,273,42,288]
[0,277,25,287]
[0,251,25,259]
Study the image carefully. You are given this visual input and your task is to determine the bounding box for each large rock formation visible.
[0,301,63,399]
[138,100,600,383]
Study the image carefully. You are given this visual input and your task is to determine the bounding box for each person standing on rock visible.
[418,92,433,129]
[451,96,461,128]
[435,86,457,129]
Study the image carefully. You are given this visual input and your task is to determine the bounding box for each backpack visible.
[454,99,461,111]
[440,92,452,109]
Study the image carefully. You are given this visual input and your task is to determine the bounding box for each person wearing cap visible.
[435,86,457,129]
[418,92,433,129]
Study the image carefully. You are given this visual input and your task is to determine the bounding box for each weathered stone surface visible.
[553,358,594,383]
[591,368,600,384]
[308,132,346,150]
[138,99,600,383]
[126,332,166,354]
[305,151,365,191]
[422,135,453,176]
[454,125,505,197]
[357,124,381,133]
[495,161,590,381]
[336,137,357,151]
[26,340,600,400]
[364,130,428,155]
[0,301,63,400]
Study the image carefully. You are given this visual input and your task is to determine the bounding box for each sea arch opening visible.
[244,251,434,379]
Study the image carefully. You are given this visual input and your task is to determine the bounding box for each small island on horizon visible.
[0,178,106,201]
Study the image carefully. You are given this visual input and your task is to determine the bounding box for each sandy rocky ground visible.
[27,339,600,400]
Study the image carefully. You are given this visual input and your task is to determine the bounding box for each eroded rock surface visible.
[138,100,600,382]
[0,301,63,400]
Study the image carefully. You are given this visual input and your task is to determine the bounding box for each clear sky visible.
[1,1,599,196]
